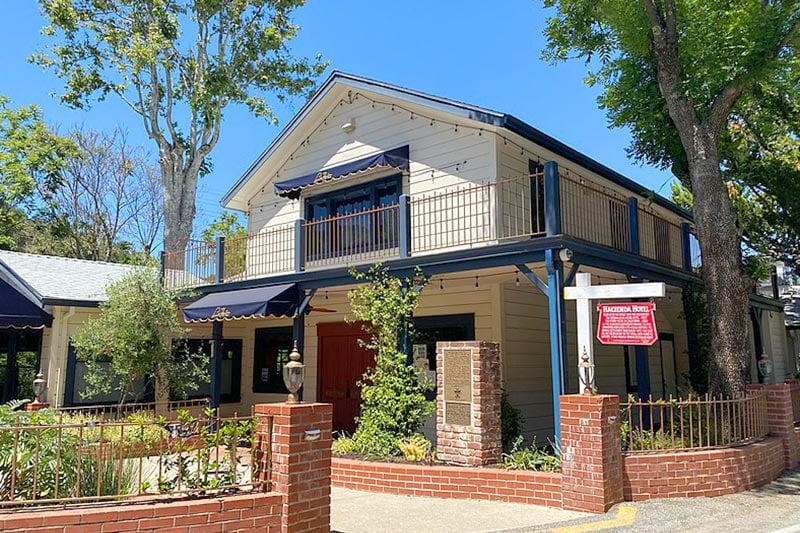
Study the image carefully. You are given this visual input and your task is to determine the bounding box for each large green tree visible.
[0,97,77,250]
[543,0,800,395]
[35,0,325,258]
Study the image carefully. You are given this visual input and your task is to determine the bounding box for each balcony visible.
[162,165,700,290]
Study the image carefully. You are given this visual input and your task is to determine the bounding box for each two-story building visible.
[164,72,790,441]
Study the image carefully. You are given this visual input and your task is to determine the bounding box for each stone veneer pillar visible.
[436,341,502,466]
[746,383,800,469]
[560,394,624,513]
[254,402,333,533]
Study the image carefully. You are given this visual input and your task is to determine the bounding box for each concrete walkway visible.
[331,487,588,533]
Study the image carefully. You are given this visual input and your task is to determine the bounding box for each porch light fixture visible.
[578,349,595,395]
[283,341,305,404]
[341,118,356,134]
[32,372,47,405]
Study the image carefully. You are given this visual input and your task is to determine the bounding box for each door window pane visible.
[253,327,292,394]
[172,338,242,403]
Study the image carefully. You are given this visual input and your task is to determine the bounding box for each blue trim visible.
[516,263,548,295]
[545,249,567,443]
[294,219,305,272]
[544,161,561,236]
[680,222,692,272]
[211,322,223,408]
[215,236,225,283]
[565,263,580,286]
[399,194,411,258]
[628,197,640,255]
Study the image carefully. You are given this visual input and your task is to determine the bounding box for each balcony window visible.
[304,174,402,261]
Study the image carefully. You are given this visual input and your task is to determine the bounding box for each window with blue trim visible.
[304,174,402,261]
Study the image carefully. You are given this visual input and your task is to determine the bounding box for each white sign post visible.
[564,273,666,392]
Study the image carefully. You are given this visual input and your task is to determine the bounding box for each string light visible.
[325,290,329,300]
[475,276,479,288]
[515,271,520,287]
[439,278,444,290]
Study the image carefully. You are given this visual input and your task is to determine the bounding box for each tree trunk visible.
[161,150,199,270]
[686,135,752,397]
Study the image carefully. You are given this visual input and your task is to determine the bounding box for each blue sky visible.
[0,1,674,250]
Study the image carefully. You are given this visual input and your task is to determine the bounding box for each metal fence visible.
[305,203,401,267]
[559,173,632,253]
[0,408,270,507]
[56,399,210,421]
[162,240,217,289]
[620,393,769,452]
[410,173,545,253]
[223,224,295,281]
[638,206,684,269]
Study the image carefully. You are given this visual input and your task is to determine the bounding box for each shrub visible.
[331,435,358,456]
[501,390,522,451]
[397,434,435,463]
[501,436,561,472]
[347,265,434,458]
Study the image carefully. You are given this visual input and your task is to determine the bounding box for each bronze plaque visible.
[445,402,471,426]
[443,348,472,402]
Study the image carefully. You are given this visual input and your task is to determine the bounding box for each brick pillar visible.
[436,341,502,466]
[254,402,333,533]
[24,401,49,412]
[560,394,623,513]
[747,383,799,469]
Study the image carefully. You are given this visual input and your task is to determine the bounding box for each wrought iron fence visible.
[304,203,400,266]
[410,173,545,253]
[56,399,210,421]
[791,384,800,426]
[620,393,769,452]
[638,207,684,269]
[162,240,217,289]
[223,224,295,282]
[559,174,632,253]
[0,407,270,507]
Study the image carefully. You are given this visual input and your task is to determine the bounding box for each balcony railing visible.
[162,161,698,289]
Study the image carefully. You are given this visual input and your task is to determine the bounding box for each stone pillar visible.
[560,394,623,513]
[747,383,799,469]
[436,341,502,466]
[254,402,333,533]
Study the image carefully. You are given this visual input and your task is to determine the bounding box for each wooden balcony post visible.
[543,161,561,236]
[680,222,692,271]
[215,235,226,283]
[399,194,411,258]
[628,197,640,255]
[295,218,305,272]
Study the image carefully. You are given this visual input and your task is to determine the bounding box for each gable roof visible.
[0,250,140,306]
[222,71,691,220]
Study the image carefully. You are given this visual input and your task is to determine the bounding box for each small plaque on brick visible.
[443,348,472,402]
[445,401,471,426]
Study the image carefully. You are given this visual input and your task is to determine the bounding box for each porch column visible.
[628,197,651,400]
[545,249,568,442]
[210,236,225,409]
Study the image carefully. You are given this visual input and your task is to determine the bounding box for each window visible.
[304,174,402,260]
[412,314,475,400]
[171,338,242,404]
[65,344,152,406]
[253,327,293,394]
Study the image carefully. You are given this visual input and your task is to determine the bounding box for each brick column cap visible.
[254,402,332,416]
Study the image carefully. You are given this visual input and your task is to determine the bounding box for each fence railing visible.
[162,240,217,289]
[305,203,401,267]
[223,224,295,282]
[560,173,632,253]
[411,173,545,253]
[639,206,684,270]
[0,408,269,507]
[55,399,210,421]
[620,393,769,452]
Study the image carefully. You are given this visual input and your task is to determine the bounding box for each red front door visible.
[317,322,375,435]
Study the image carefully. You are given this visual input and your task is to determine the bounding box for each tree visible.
[199,210,247,279]
[0,96,76,250]
[71,268,207,403]
[543,0,800,396]
[345,265,433,457]
[55,127,163,262]
[35,0,326,259]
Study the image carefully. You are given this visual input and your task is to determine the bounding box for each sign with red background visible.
[596,302,658,346]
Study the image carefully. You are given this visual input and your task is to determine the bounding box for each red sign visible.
[596,302,658,346]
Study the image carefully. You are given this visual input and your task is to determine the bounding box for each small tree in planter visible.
[344,264,434,458]
[71,268,207,404]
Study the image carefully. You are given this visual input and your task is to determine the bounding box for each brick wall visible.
[0,492,283,533]
[747,383,800,468]
[436,341,502,466]
[623,437,785,501]
[331,458,562,508]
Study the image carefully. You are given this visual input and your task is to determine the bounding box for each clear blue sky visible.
[0,1,674,250]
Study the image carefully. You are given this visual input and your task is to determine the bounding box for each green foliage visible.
[501,436,562,472]
[71,269,207,403]
[346,264,434,458]
[501,389,523,451]
[679,284,712,395]
[331,435,358,457]
[397,434,435,463]
[200,211,247,279]
[0,96,77,250]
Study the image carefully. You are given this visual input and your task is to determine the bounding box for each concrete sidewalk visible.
[331,487,588,533]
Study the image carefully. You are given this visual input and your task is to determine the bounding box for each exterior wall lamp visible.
[283,341,305,404]
[578,348,595,395]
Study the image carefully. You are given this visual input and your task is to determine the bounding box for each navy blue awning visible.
[183,283,299,323]
[0,278,52,329]
[274,145,410,198]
